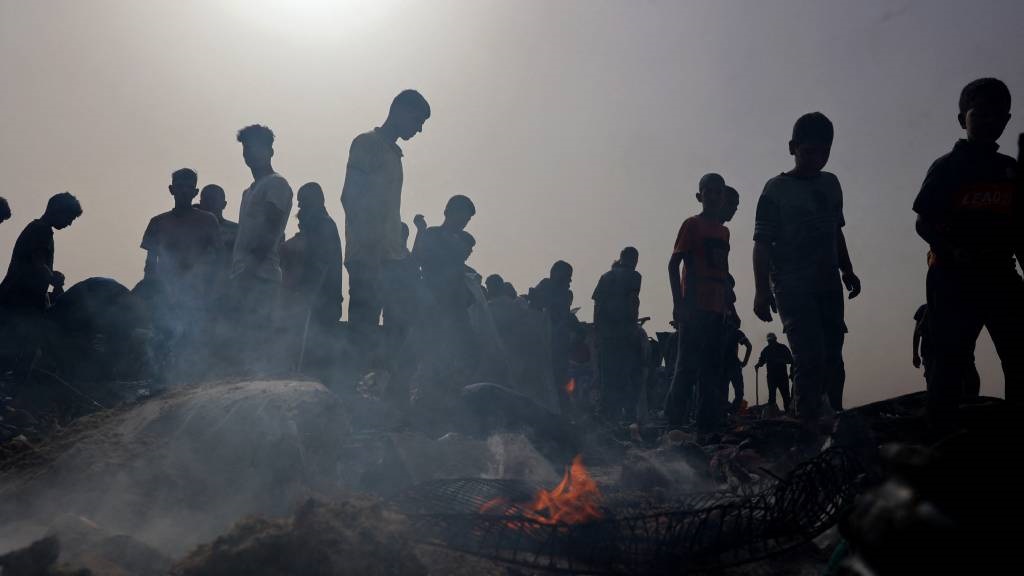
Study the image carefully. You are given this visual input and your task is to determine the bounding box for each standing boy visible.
[752,113,861,422]
[913,78,1021,428]
[592,246,643,420]
[665,173,734,433]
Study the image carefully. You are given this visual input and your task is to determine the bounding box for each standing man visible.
[592,247,642,421]
[341,89,430,341]
[231,124,293,369]
[197,184,240,269]
[754,333,794,412]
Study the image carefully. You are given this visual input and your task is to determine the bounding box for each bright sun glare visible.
[239,0,394,40]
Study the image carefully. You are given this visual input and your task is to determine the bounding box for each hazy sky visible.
[2,0,1022,407]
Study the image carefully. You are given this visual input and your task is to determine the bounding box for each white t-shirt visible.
[232,173,293,282]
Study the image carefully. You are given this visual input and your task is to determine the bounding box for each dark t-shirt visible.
[0,219,55,310]
[413,225,473,311]
[754,172,845,294]
[758,342,793,381]
[592,264,642,331]
[913,139,1018,268]
[724,328,751,367]
[528,278,573,329]
[141,208,221,302]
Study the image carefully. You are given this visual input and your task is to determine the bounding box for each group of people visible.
[0,77,1020,435]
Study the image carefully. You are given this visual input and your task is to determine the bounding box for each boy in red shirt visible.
[665,174,737,433]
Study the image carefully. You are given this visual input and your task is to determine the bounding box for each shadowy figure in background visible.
[286,182,343,326]
[755,332,793,412]
[410,195,478,414]
[0,192,82,311]
[0,192,82,382]
[197,184,240,267]
[231,124,293,371]
[913,78,1021,429]
[341,89,430,344]
[592,246,642,421]
[528,260,575,415]
[723,313,752,411]
[0,197,10,224]
[753,112,860,423]
[485,274,506,302]
[140,168,221,369]
[913,302,980,396]
[665,173,735,434]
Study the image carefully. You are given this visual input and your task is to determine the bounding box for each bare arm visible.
[912,322,922,368]
[740,338,752,367]
[837,229,861,298]
[668,252,684,322]
[752,242,775,321]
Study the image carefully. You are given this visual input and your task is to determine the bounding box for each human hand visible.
[753,290,776,322]
[913,354,921,369]
[843,271,862,299]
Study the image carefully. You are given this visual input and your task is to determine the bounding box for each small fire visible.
[566,377,576,395]
[481,455,603,525]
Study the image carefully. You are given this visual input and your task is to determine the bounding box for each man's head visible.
[503,282,518,299]
[696,173,728,219]
[401,221,410,248]
[722,186,740,223]
[444,194,476,231]
[169,168,199,206]
[958,78,1011,144]
[767,332,778,343]
[551,260,573,285]
[44,192,83,229]
[388,89,430,141]
[459,231,476,262]
[199,184,227,215]
[789,112,834,174]
[237,124,275,171]
[0,197,10,223]
[619,246,639,269]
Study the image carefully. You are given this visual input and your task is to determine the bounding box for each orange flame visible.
[566,377,576,395]
[480,455,603,525]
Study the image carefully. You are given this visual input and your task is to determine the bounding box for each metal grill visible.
[394,448,866,575]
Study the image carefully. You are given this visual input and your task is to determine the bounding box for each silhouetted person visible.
[140,168,221,360]
[913,78,1021,428]
[665,174,737,434]
[413,195,476,323]
[0,192,82,311]
[527,261,575,414]
[723,313,752,410]
[0,192,81,381]
[755,333,793,412]
[231,124,293,367]
[913,303,980,396]
[592,247,642,420]
[753,113,860,422]
[341,89,430,333]
[197,184,240,265]
[288,182,343,326]
[0,197,10,224]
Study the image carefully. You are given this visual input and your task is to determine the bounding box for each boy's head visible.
[444,194,476,230]
[696,172,728,218]
[767,332,778,343]
[551,260,573,285]
[44,192,83,229]
[722,186,739,223]
[297,182,325,210]
[789,112,834,174]
[169,168,199,205]
[503,281,518,299]
[485,274,505,296]
[388,89,430,141]
[199,184,226,214]
[0,196,10,223]
[619,246,639,269]
[958,78,1011,144]
[237,124,275,170]
[401,222,410,247]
